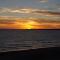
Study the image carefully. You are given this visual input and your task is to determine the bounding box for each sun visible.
[23,20,36,29]
[24,24,33,29]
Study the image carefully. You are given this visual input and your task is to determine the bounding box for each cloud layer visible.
[0,17,60,29]
[0,8,60,16]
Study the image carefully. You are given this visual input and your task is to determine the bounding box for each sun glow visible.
[0,18,60,29]
[20,20,39,29]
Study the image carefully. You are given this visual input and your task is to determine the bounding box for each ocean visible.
[0,29,60,52]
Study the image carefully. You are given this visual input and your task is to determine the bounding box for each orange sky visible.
[0,18,60,29]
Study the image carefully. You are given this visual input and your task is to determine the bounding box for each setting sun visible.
[20,20,39,29]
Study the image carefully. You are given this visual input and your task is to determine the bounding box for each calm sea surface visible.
[0,29,60,52]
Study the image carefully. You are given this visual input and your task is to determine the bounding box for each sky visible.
[0,0,60,29]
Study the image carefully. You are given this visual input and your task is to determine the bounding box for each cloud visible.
[0,8,60,17]
[39,0,48,3]
[0,8,33,13]
[0,20,16,24]
[34,10,60,15]
[0,8,11,13]
[0,16,17,24]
